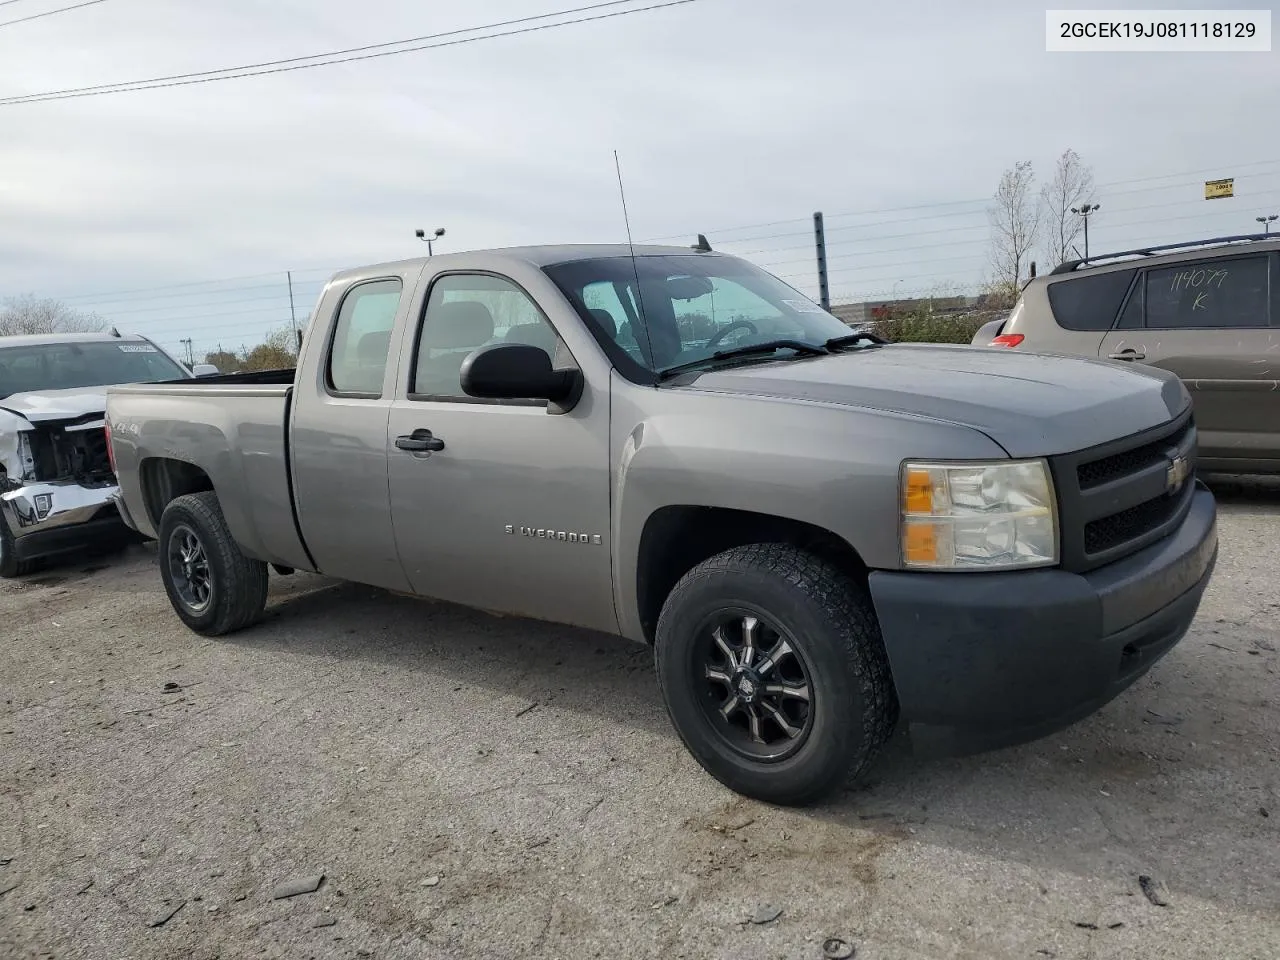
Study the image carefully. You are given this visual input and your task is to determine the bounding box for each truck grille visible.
[1050,411,1196,573]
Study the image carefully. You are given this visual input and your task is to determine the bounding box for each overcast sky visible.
[2,0,1278,358]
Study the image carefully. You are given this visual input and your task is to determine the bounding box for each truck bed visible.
[106,373,311,571]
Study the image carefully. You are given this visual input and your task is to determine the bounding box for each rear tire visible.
[157,491,268,636]
[655,543,897,806]
[0,519,38,579]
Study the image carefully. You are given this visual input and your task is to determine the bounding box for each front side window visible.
[1142,256,1269,329]
[327,278,403,396]
[544,254,852,381]
[0,340,187,399]
[412,273,566,399]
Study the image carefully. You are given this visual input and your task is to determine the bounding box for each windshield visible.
[543,254,854,381]
[0,340,187,400]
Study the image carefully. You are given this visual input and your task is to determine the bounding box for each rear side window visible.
[327,278,403,396]
[1046,269,1136,331]
[1142,256,1269,329]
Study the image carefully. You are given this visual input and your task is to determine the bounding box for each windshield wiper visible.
[825,330,888,351]
[657,339,829,380]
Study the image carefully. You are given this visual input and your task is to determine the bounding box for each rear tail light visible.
[104,421,116,473]
[990,334,1025,348]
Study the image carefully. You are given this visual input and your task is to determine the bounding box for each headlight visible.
[900,459,1058,570]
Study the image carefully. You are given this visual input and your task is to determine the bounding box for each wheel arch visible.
[633,505,869,645]
[140,457,214,532]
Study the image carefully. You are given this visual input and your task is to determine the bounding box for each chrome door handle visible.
[1108,349,1146,361]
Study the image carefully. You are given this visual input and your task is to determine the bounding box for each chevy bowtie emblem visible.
[1165,455,1190,493]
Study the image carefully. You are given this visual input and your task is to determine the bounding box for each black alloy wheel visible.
[694,610,814,761]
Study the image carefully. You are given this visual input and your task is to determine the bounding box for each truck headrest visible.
[588,308,617,335]
[357,330,392,363]
[426,301,495,349]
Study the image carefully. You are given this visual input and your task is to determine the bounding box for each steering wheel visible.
[704,319,758,349]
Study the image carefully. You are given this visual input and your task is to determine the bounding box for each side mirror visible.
[191,363,220,377]
[460,343,581,405]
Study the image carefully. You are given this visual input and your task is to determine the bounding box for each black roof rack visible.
[1049,232,1276,275]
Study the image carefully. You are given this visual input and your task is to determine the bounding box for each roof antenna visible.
[613,150,657,371]
[108,326,120,337]
[692,233,712,252]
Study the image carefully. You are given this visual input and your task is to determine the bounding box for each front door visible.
[1098,251,1280,467]
[385,270,616,633]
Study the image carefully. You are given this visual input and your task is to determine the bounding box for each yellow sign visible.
[1204,178,1234,200]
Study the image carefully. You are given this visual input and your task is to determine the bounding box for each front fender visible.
[609,379,1008,642]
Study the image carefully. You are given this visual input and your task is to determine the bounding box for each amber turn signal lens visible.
[903,521,937,564]
[903,468,933,514]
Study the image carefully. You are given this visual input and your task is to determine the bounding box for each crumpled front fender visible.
[0,409,35,492]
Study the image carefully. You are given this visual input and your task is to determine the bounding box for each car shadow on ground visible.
[1202,472,1280,504]
[225,564,1277,917]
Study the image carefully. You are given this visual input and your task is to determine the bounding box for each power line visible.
[66,280,324,310]
[21,162,1280,313]
[53,267,336,303]
[720,182,1280,261]
[0,0,106,29]
[642,157,1280,243]
[3,0,644,100]
[0,0,704,105]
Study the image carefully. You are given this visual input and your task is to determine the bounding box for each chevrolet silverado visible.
[104,244,1219,805]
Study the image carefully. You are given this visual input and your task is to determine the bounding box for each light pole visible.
[1071,202,1100,259]
[415,227,446,256]
[1256,214,1278,234]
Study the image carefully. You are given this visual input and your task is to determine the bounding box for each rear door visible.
[290,271,419,591]
[1098,252,1279,468]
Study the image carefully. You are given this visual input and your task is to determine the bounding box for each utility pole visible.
[180,338,193,365]
[813,212,830,311]
[1071,202,1100,259]
[287,271,299,352]
[1256,214,1278,234]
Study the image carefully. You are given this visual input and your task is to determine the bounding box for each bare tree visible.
[1039,148,1095,268]
[0,295,106,337]
[239,324,299,372]
[987,160,1040,304]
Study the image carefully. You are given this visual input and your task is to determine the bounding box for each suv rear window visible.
[1046,268,1137,331]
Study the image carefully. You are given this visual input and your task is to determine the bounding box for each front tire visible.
[157,491,268,636]
[655,543,897,806]
[0,518,38,579]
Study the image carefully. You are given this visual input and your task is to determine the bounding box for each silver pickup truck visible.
[105,243,1219,805]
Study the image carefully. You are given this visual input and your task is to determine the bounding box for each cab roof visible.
[326,242,725,286]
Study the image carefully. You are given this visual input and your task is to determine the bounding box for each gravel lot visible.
[2,478,1278,960]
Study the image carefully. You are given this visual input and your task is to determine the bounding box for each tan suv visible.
[973,233,1280,475]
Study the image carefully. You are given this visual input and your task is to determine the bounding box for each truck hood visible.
[0,386,108,425]
[675,343,1189,458]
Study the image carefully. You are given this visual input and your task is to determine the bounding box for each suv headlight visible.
[900,459,1058,570]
